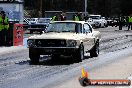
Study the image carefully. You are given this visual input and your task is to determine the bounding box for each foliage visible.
[24,0,132,17]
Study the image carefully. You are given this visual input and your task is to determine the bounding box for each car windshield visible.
[46,22,82,33]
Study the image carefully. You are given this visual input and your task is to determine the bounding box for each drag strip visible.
[0,27,132,88]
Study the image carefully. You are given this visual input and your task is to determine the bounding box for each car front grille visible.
[35,39,66,47]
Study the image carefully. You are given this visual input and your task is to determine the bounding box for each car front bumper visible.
[29,47,79,55]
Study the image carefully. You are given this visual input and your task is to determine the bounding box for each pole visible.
[85,0,87,16]
[40,0,42,17]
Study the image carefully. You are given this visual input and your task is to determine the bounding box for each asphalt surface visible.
[0,26,132,88]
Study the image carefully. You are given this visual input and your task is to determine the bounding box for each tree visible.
[24,0,132,17]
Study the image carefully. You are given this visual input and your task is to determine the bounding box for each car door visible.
[83,23,95,52]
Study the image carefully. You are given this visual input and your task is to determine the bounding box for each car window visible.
[46,22,82,33]
[63,23,75,31]
[83,23,92,33]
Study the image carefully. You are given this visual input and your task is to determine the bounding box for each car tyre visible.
[90,41,99,57]
[105,24,108,27]
[73,43,84,62]
[29,51,40,64]
[40,31,43,34]
[99,23,101,28]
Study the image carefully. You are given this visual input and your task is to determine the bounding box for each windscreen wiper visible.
[62,30,71,32]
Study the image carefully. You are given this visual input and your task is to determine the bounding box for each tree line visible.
[24,0,132,17]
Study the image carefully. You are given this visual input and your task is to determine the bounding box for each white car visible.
[87,18,95,28]
[27,21,101,64]
[28,18,38,24]
[28,18,52,34]
[89,15,107,28]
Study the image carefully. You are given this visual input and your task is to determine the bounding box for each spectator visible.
[52,13,58,21]
[0,11,4,46]
[118,14,123,30]
[73,13,79,21]
[128,14,132,30]
[2,11,9,45]
[77,12,82,21]
[83,15,89,21]
[60,12,66,21]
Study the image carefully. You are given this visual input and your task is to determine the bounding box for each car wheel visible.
[105,24,108,27]
[29,51,40,64]
[99,23,101,28]
[103,23,106,27]
[90,41,99,57]
[73,43,84,62]
[40,31,43,34]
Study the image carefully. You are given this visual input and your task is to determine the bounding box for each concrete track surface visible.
[0,26,132,88]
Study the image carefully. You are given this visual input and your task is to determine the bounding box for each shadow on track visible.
[38,56,76,65]
[16,55,91,66]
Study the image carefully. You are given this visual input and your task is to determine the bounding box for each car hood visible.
[29,32,90,40]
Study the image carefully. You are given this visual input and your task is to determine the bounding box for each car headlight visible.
[66,40,77,47]
[27,39,35,47]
